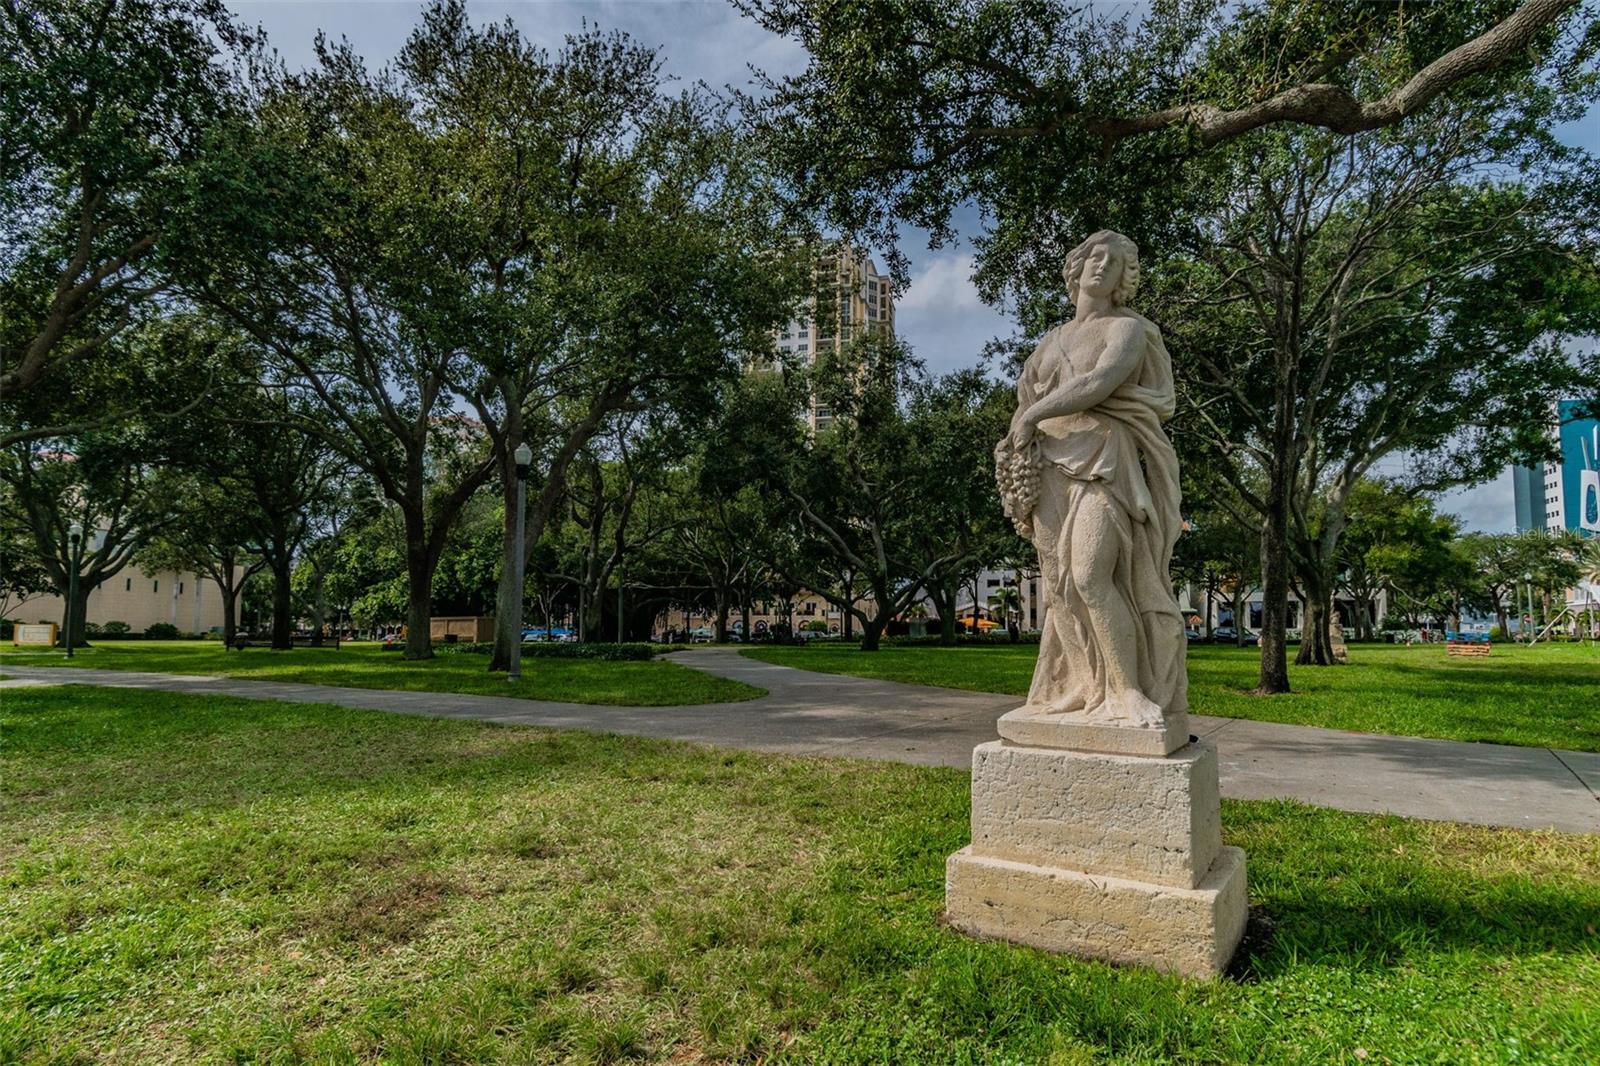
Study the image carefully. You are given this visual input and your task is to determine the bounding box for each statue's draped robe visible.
[1015,313,1188,719]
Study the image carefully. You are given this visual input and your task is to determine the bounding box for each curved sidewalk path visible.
[6,648,1597,834]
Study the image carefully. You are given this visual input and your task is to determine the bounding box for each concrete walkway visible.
[5,649,1596,834]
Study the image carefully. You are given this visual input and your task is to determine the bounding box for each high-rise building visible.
[771,243,895,430]
[1514,400,1599,536]
[1511,464,1543,532]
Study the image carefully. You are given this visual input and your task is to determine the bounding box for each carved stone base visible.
[945,844,1247,978]
[946,737,1247,978]
[997,706,1192,756]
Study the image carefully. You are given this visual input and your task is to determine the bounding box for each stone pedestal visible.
[945,729,1247,978]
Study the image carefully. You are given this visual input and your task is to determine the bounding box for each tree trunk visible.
[1295,569,1336,665]
[1297,596,1329,664]
[402,532,435,660]
[269,563,293,650]
[859,611,885,651]
[310,567,327,647]
[1255,476,1293,693]
[58,581,92,648]
[581,592,603,643]
[714,594,730,643]
[937,581,959,645]
[489,461,524,671]
[220,582,239,646]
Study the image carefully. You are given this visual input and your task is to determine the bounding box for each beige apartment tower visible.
[772,243,895,429]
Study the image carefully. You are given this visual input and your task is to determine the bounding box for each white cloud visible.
[893,251,1015,375]
[231,0,808,89]
[900,252,985,313]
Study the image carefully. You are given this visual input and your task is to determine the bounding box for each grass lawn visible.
[0,640,758,707]
[743,642,1600,752]
[4,685,1599,1063]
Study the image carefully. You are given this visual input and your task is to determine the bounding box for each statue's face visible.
[1078,242,1122,300]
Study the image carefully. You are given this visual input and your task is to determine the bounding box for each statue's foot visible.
[1090,691,1166,729]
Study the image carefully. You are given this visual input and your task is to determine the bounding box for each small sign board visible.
[13,623,57,646]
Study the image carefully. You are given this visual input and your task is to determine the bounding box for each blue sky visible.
[230,0,1598,533]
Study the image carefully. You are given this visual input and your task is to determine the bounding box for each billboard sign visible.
[1557,402,1599,535]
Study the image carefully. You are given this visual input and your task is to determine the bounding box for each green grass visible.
[4,685,1599,1063]
[0,640,759,706]
[741,642,1600,752]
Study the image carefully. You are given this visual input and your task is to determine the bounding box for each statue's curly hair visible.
[1063,230,1140,307]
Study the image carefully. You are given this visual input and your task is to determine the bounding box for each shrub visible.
[144,622,180,640]
[801,620,829,633]
[102,620,131,635]
[437,641,656,661]
[82,621,102,636]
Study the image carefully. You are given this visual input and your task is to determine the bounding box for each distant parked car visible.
[1184,626,1203,642]
[1213,625,1259,646]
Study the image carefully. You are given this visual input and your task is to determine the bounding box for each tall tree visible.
[1336,481,1460,639]
[741,0,1588,283]
[905,370,1019,645]
[185,31,501,659]
[758,333,941,650]
[1156,95,1600,685]
[1,430,179,644]
[0,0,247,421]
[137,481,267,647]
[559,420,681,642]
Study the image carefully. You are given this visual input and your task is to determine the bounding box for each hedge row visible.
[436,641,657,661]
[1,620,205,640]
[884,632,1041,647]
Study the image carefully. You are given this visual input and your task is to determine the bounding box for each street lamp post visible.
[1523,572,1536,645]
[508,442,533,682]
[65,522,83,658]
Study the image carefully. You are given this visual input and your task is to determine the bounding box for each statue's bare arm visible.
[1011,319,1143,445]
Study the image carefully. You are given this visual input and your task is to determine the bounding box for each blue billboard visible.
[1557,399,1599,536]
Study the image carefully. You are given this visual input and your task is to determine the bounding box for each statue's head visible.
[1063,230,1140,307]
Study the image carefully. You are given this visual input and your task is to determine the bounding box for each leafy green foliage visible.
[0,0,249,410]
[743,0,1594,298]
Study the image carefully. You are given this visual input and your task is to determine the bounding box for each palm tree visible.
[989,585,1022,643]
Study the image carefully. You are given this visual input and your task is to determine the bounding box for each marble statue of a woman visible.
[995,230,1186,729]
